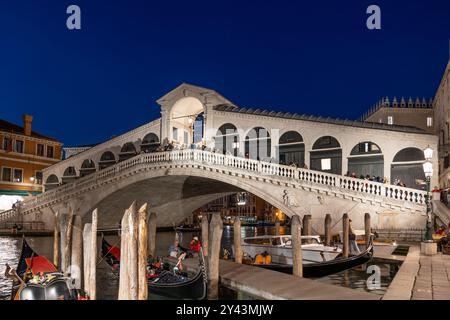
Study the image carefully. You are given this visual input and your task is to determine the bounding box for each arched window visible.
[348,142,384,179]
[99,151,116,170]
[141,133,160,153]
[215,123,239,156]
[45,174,59,190]
[245,127,271,161]
[80,159,96,177]
[310,136,342,174]
[278,131,304,166]
[119,142,138,161]
[391,147,426,190]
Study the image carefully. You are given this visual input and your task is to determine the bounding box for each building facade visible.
[0,115,62,197]
[434,60,450,188]
[362,97,434,134]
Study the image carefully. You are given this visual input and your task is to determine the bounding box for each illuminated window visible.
[387,116,394,125]
[13,169,23,183]
[427,117,433,127]
[321,158,331,171]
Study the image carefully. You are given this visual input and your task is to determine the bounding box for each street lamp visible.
[423,146,434,241]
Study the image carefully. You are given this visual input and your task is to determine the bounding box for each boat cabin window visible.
[271,237,282,246]
[281,237,320,246]
[244,238,272,245]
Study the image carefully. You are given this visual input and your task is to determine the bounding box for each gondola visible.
[101,237,207,300]
[5,238,84,300]
[251,238,374,278]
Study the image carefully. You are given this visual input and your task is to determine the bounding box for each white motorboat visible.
[240,235,342,265]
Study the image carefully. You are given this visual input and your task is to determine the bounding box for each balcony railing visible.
[0,149,427,222]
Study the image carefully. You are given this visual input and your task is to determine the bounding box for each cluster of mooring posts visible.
[51,201,372,300]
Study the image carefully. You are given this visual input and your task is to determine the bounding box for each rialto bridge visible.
[0,84,441,234]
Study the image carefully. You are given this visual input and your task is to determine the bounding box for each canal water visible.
[0,226,401,300]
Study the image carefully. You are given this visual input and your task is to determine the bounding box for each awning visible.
[0,189,41,196]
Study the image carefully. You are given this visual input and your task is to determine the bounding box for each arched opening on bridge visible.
[141,133,160,153]
[99,151,117,170]
[245,127,271,161]
[277,131,304,166]
[215,123,239,156]
[348,142,384,179]
[310,136,342,174]
[80,159,96,177]
[391,147,426,190]
[119,142,138,162]
[44,174,59,190]
[62,167,77,184]
[170,97,205,147]
[194,192,288,227]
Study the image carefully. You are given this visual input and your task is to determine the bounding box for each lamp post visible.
[423,146,434,241]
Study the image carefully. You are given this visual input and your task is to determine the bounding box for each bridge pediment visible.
[156,83,232,110]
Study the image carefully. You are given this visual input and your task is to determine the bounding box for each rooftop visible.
[213,104,431,134]
[0,118,60,142]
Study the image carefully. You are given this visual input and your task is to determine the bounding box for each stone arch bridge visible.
[1,149,429,233]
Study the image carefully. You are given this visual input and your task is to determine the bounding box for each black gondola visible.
[101,237,207,300]
[252,239,374,278]
[6,238,82,300]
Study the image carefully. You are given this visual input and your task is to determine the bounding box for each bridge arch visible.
[169,97,205,146]
[141,133,160,153]
[310,136,342,174]
[391,147,426,189]
[62,167,77,184]
[119,142,138,162]
[80,159,96,177]
[77,165,301,227]
[215,123,239,156]
[44,174,60,190]
[277,131,304,166]
[99,151,117,170]
[348,141,384,179]
[245,127,271,161]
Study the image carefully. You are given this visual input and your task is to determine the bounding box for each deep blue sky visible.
[1,0,449,146]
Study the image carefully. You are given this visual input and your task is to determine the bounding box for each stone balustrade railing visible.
[0,149,427,222]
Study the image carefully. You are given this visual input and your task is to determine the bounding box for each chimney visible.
[23,114,33,136]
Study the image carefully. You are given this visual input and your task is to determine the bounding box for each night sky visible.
[1,0,449,146]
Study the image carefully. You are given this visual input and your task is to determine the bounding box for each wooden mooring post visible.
[302,214,311,236]
[89,209,98,300]
[148,211,157,258]
[291,215,303,277]
[207,213,223,300]
[118,201,149,300]
[202,214,209,263]
[342,213,349,258]
[324,214,332,246]
[83,223,92,297]
[53,211,59,267]
[364,213,371,249]
[233,218,242,264]
[60,210,74,276]
[70,215,82,289]
[138,204,148,300]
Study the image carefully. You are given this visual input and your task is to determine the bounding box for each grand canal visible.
[0,226,401,300]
